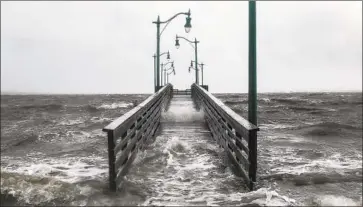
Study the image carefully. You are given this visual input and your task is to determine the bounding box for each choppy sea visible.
[1,92,362,206]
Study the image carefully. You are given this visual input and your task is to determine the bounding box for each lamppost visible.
[166,68,176,84]
[161,61,174,86]
[175,35,200,84]
[163,63,175,84]
[248,0,257,189]
[189,61,205,85]
[163,62,174,85]
[153,51,170,92]
[153,9,192,91]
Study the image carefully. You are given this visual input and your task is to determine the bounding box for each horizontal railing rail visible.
[103,83,173,191]
[173,89,191,95]
[191,83,259,190]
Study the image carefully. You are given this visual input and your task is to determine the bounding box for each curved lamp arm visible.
[175,35,199,49]
[191,60,204,67]
[160,51,170,59]
[189,61,205,71]
[160,13,187,36]
[155,51,170,59]
[153,9,191,36]
[176,35,198,44]
[160,10,190,24]
[167,68,176,75]
[164,66,175,72]
[163,61,174,68]
[189,61,204,72]
[188,66,198,72]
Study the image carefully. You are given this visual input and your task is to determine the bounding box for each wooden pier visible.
[103,84,259,191]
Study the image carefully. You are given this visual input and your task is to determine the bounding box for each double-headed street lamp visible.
[161,61,174,86]
[153,51,170,92]
[163,63,175,85]
[175,35,200,84]
[166,68,176,84]
[189,61,205,85]
[153,9,192,91]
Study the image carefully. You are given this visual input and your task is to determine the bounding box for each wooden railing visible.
[173,89,191,95]
[191,83,259,190]
[103,84,173,191]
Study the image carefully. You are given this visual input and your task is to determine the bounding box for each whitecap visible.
[58,119,84,126]
[1,155,108,184]
[269,152,362,175]
[97,102,133,109]
[313,195,361,206]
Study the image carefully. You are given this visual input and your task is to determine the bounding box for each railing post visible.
[248,130,257,190]
[107,131,117,191]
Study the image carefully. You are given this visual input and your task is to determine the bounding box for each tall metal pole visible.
[164,69,166,85]
[248,1,257,126]
[153,54,156,92]
[248,0,257,189]
[160,63,163,86]
[201,63,204,85]
[194,39,199,85]
[156,16,161,91]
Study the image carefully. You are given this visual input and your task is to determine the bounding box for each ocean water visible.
[1,92,362,206]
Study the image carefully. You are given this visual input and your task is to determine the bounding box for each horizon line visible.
[1,90,362,95]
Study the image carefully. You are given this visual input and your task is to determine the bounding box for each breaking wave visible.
[1,154,109,206]
[85,102,134,112]
[261,170,362,186]
[0,171,100,206]
[311,195,362,206]
[97,102,134,109]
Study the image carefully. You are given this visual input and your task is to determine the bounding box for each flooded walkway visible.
[125,95,248,205]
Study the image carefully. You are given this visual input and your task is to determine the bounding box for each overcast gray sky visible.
[1,1,362,94]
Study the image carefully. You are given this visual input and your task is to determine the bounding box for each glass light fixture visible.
[184,10,192,33]
[175,38,180,49]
